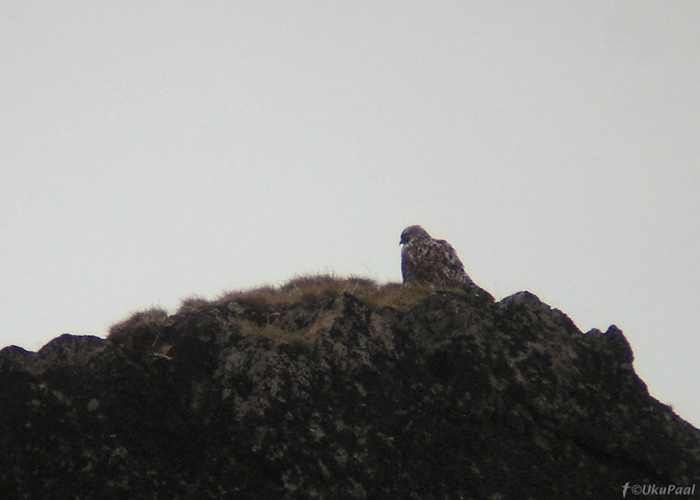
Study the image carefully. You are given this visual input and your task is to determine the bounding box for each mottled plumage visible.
[400,225,473,287]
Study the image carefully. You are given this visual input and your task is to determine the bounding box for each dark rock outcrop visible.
[1,278,698,499]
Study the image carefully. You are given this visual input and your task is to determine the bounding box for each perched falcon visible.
[400,225,474,287]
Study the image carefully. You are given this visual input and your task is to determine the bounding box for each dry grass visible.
[216,274,441,313]
[108,307,168,338]
[235,319,306,346]
[211,274,448,345]
[108,274,454,349]
[107,307,169,351]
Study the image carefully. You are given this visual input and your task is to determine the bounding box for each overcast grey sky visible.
[2,2,699,426]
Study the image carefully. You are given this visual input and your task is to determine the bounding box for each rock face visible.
[1,277,698,499]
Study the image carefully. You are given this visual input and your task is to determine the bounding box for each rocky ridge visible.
[1,275,698,499]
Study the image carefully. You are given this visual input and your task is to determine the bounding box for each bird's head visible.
[400,225,431,245]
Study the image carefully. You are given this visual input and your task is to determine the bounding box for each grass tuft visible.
[108,307,168,351]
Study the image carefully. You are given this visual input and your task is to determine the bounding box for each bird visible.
[399,225,474,288]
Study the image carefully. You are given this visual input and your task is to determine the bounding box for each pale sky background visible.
[1,2,699,427]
